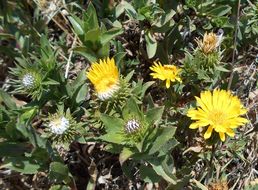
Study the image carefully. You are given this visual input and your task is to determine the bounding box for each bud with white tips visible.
[22,73,35,89]
[124,119,141,134]
[49,116,70,135]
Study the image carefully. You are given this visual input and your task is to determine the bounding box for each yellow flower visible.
[196,32,221,54]
[150,62,182,88]
[87,57,120,100]
[187,89,248,142]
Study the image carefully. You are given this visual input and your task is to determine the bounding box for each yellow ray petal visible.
[204,125,213,139]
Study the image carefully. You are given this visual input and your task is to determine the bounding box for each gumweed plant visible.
[9,36,61,100]
[0,1,255,189]
[183,31,227,89]
[99,98,179,183]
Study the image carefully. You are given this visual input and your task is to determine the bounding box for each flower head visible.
[22,73,35,89]
[124,119,141,134]
[150,62,182,88]
[87,58,120,100]
[49,116,70,135]
[196,32,221,54]
[187,89,248,141]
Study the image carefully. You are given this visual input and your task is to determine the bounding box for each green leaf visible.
[0,142,29,157]
[124,70,134,82]
[75,83,88,104]
[73,46,97,62]
[3,157,41,174]
[42,79,60,86]
[114,52,127,66]
[0,89,16,109]
[139,165,161,183]
[68,15,84,35]
[145,31,157,58]
[208,5,232,17]
[19,107,37,122]
[104,144,123,154]
[119,147,134,165]
[50,185,70,190]
[150,160,177,184]
[27,126,47,148]
[100,114,124,133]
[148,127,176,155]
[84,2,99,31]
[99,132,125,144]
[84,28,101,48]
[159,138,179,155]
[145,106,164,125]
[49,162,70,183]
[100,28,123,45]
[115,1,136,18]
[215,65,230,72]
[153,9,175,28]
[97,42,110,58]
[122,98,143,119]
[140,81,155,98]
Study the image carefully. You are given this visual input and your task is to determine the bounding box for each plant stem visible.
[65,36,77,79]
[227,0,241,90]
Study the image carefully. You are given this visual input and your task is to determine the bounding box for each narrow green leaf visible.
[0,89,16,109]
[68,15,84,35]
[145,106,164,125]
[75,83,88,104]
[100,28,124,45]
[150,162,177,184]
[208,5,232,17]
[114,52,127,66]
[73,47,97,62]
[145,31,157,58]
[139,165,161,183]
[148,127,176,155]
[3,157,41,174]
[99,132,125,144]
[122,98,143,119]
[100,114,124,133]
[115,1,136,18]
[49,162,70,183]
[140,81,155,98]
[124,70,134,82]
[50,185,70,190]
[119,147,134,165]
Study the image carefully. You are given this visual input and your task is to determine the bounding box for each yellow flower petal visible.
[166,79,170,88]
[226,128,235,137]
[219,132,226,142]
[189,122,201,129]
[204,126,213,139]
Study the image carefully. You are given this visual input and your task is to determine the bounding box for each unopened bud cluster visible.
[124,119,141,134]
[22,73,35,89]
[49,116,70,135]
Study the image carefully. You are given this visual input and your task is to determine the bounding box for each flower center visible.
[208,110,226,126]
[96,78,118,93]
[163,65,176,76]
